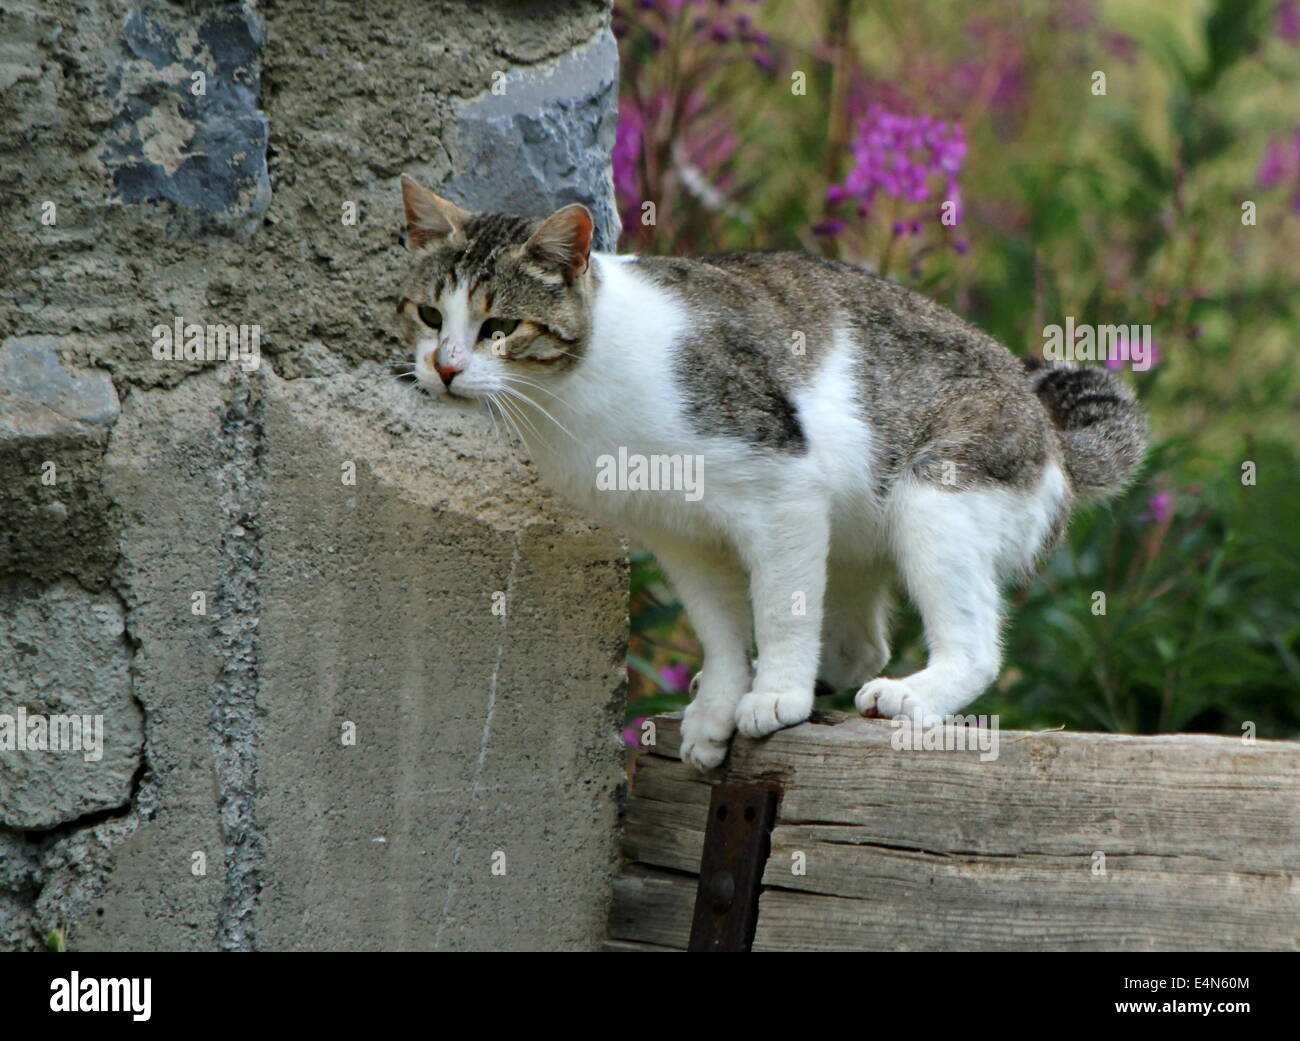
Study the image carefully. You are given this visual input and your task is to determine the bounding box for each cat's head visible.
[396,174,595,400]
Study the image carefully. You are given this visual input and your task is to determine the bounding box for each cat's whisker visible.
[498,393,563,451]
[496,390,547,447]
[497,373,569,407]
[502,392,558,452]
[483,396,509,445]
[492,400,518,445]
[497,384,578,445]
[482,396,500,441]
[492,393,531,447]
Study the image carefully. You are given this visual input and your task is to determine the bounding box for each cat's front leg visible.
[733,500,830,737]
[641,532,753,770]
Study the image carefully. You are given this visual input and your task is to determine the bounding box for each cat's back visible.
[701,251,1016,365]
[619,249,1056,492]
[627,248,1025,385]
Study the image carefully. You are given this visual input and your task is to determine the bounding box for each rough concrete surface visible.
[0,0,626,951]
[0,337,121,589]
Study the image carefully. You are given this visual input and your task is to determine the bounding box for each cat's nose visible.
[425,348,462,386]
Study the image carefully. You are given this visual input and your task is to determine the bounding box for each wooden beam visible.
[608,712,1300,951]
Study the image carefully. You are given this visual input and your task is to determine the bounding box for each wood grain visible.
[608,712,1300,951]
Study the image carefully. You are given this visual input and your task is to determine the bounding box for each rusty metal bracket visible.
[687,779,781,952]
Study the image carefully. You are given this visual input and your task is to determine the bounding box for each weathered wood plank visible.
[620,754,711,872]
[621,801,706,875]
[602,938,681,952]
[605,864,696,950]
[611,712,1300,951]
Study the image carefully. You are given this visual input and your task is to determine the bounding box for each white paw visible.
[679,698,736,771]
[855,677,942,725]
[734,689,813,738]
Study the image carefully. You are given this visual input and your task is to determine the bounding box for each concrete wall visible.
[0,0,627,951]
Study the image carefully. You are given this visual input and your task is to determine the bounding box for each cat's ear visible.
[524,203,594,282]
[400,174,471,250]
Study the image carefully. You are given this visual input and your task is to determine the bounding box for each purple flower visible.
[613,98,645,229]
[1058,0,1095,30]
[1277,1,1300,42]
[990,60,1025,109]
[659,662,693,693]
[1102,33,1139,64]
[1257,139,1287,188]
[828,105,967,219]
[819,104,969,248]
[1141,491,1172,524]
[1255,130,1300,214]
[950,52,1025,120]
[1104,332,1160,371]
[622,716,647,749]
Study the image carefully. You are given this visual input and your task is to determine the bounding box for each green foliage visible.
[983,438,1300,736]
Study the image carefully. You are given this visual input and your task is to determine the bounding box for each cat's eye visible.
[417,305,443,329]
[481,317,520,341]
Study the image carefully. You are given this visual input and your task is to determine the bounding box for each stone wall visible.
[0,0,626,951]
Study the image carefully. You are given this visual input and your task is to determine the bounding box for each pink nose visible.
[426,349,462,386]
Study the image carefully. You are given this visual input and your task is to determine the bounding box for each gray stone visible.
[0,336,119,440]
[0,580,141,830]
[0,832,40,950]
[443,27,622,249]
[100,3,270,237]
[0,337,121,589]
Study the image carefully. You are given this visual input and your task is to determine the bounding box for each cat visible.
[395,174,1147,770]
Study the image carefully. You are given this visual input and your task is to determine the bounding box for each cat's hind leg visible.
[818,561,894,690]
[856,471,1064,722]
[641,532,753,770]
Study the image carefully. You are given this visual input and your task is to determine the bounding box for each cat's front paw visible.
[679,698,736,771]
[855,677,942,725]
[734,689,813,738]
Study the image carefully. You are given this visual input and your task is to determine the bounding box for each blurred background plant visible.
[616,0,1300,740]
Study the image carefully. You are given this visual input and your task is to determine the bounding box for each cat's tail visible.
[1024,359,1147,502]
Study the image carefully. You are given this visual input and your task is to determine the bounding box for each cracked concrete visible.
[1,0,627,951]
[209,381,265,951]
